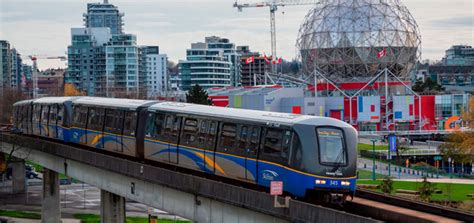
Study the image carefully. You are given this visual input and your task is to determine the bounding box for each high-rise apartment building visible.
[0,40,24,93]
[83,0,124,35]
[67,28,111,95]
[104,34,139,97]
[67,1,168,98]
[443,45,474,66]
[0,40,12,93]
[140,46,168,98]
[10,48,22,91]
[205,36,241,86]
[179,41,232,91]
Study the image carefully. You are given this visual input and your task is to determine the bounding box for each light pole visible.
[370,139,377,181]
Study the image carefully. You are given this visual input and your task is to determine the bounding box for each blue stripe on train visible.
[145,139,356,197]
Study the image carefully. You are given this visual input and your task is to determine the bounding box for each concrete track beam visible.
[0,143,288,223]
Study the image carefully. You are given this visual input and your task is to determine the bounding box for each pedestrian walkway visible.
[394,178,474,184]
[0,217,80,223]
[358,157,448,179]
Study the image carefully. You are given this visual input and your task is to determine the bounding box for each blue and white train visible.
[12,97,358,203]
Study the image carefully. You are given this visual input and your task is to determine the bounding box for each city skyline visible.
[1,0,473,70]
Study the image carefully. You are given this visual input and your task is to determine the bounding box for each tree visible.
[380,176,394,194]
[418,176,436,201]
[412,77,444,94]
[63,83,85,96]
[439,98,474,164]
[186,84,212,105]
[0,88,27,124]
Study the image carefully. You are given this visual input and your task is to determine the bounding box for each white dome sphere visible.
[297,0,421,82]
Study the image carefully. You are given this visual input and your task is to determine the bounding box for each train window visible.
[206,121,218,149]
[123,111,137,136]
[317,128,347,166]
[57,105,65,126]
[48,104,58,125]
[261,128,291,163]
[33,105,40,122]
[41,105,49,124]
[154,113,165,137]
[88,108,105,132]
[145,113,155,138]
[104,109,123,134]
[181,118,198,146]
[73,106,88,128]
[248,126,260,155]
[162,115,181,143]
[198,120,208,145]
[219,123,237,152]
[237,125,249,151]
[290,133,302,168]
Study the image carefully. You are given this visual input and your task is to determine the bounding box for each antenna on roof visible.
[104,0,109,4]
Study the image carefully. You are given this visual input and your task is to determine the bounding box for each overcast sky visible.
[0,0,473,70]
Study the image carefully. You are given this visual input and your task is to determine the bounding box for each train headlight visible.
[341,181,350,186]
[315,180,326,184]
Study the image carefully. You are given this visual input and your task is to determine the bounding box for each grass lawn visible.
[357,180,474,201]
[73,214,190,223]
[358,143,387,151]
[0,210,41,219]
[358,170,388,180]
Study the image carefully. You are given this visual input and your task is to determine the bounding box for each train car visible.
[69,97,158,157]
[30,97,77,141]
[13,97,357,203]
[12,99,35,135]
[144,102,358,202]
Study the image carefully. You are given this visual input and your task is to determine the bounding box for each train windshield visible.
[317,128,347,166]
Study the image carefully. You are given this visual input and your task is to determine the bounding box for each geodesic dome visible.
[296,0,421,82]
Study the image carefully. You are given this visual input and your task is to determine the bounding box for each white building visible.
[145,52,168,98]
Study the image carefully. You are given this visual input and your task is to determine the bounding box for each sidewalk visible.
[0,217,80,223]
[358,157,449,179]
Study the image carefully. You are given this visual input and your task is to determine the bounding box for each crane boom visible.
[233,0,318,77]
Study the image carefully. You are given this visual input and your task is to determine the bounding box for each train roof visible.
[72,97,156,110]
[148,102,323,125]
[13,99,36,106]
[32,97,79,104]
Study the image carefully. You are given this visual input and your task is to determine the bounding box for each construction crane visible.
[233,0,318,74]
[28,55,67,98]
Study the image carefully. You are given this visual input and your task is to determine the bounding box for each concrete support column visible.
[10,159,26,194]
[101,190,125,223]
[42,168,61,223]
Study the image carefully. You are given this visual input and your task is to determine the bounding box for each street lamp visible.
[370,139,377,181]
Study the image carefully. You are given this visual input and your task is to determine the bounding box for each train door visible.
[71,105,87,145]
[40,105,50,137]
[86,107,105,149]
[122,111,137,156]
[48,104,58,139]
[167,115,181,164]
[178,117,202,171]
[104,109,123,154]
[32,105,41,135]
[57,104,65,141]
[215,122,246,180]
[203,120,218,173]
[245,126,261,182]
[144,113,168,162]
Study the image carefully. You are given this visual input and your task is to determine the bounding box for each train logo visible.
[262,170,279,181]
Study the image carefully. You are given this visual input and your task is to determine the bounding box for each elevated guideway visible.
[0,133,377,223]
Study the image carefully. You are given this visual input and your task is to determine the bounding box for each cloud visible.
[431,16,474,28]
